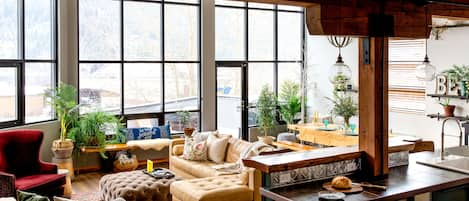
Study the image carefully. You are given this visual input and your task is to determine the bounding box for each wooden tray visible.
[322,182,363,194]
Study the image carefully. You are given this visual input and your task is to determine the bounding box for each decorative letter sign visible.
[435,75,462,96]
[435,75,447,95]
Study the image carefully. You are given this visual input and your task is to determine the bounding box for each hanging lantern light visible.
[327,36,353,84]
[415,6,436,81]
[415,54,436,81]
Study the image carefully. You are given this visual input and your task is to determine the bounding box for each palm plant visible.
[326,92,358,128]
[45,83,80,142]
[279,80,301,125]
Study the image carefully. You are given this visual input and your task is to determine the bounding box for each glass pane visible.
[124,1,161,61]
[278,5,303,11]
[164,63,199,111]
[215,0,245,7]
[0,68,17,122]
[217,68,242,138]
[278,63,302,95]
[278,12,303,61]
[127,118,159,128]
[248,10,274,61]
[215,7,245,60]
[0,0,19,59]
[248,63,274,103]
[124,63,162,114]
[164,4,199,61]
[25,0,54,60]
[166,0,199,3]
[25,63,54,123]
[165,112,199,133]
[79,63,121,114]
[248,2,274,9]
[79,0,120,60]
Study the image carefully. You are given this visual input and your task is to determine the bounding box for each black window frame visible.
[77,0,202,132]
[0,0,58,129]
[214,2,306,129]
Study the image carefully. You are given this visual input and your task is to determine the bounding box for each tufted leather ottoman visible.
[170,174,253,201]
[99,169,180,201]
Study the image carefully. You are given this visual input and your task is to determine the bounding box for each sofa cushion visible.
[16,174,66,191]
[170,175,253,201]
[126,125,171,141]
[206,134,230,164]
[171,156,227,178]
[183,137,208,161]
[225,138,252,163]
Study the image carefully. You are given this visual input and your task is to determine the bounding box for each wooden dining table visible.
[288,123,359,147]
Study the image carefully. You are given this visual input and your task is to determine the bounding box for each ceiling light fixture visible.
[416,6,436,81]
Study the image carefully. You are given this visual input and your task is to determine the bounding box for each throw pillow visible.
[17,191,49,201]
[206,134,230,163]
[192,130,218,143]
[183,137,207,161]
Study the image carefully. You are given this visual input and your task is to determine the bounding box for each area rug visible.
[71,191,101,201]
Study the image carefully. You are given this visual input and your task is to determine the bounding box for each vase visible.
[184,127,195,137]
[443,105,456,117]
[51,139,74,159]
[461,80,468,97]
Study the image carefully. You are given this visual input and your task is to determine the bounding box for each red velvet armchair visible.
[0,130,66,197]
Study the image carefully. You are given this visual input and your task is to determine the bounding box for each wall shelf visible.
[427,94,469,100]
[427,113,469,121]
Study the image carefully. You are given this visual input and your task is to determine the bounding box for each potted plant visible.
[256,85,277,144]
[68,111,124,158]
[279,80,302,127]
[177,110,194,136]
[440,99,456,117]
[442,65,469,96]
[45,83,79,159]
[326,92,358,129]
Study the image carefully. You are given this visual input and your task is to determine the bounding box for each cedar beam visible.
[359,37,389,176]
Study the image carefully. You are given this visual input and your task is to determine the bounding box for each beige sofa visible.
[169,137,263,201]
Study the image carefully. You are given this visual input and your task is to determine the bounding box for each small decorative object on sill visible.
[183,127,195,137]
[177,110,195,137]
[440,99,456,117]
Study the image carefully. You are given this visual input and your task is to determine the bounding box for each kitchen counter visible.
[261,151,469,201]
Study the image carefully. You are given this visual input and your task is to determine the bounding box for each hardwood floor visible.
[72,163,169,195]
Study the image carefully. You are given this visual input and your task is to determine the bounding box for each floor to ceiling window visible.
[78,0,200,132]
[215,0,304,134]
[0,0,57,128]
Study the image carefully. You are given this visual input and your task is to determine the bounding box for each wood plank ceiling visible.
[231,0,469,38]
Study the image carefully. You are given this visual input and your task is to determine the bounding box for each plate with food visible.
[322,176,363,194]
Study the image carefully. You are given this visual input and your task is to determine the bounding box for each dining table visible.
[288,123,359,147]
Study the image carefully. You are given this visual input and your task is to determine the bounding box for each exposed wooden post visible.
[358,37,389,176]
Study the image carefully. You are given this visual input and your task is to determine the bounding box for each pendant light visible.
[328,36,353,84]
[415,6,436,81]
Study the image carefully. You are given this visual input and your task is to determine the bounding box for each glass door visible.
[216,62,248,139]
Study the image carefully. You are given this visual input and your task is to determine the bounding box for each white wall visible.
[390,27,469,148]
[305,36,359,124]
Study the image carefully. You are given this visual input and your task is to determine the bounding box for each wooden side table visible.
[53,157,74,179]
[58,169,73,198]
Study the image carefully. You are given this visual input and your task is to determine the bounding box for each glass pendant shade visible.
[415,55,436,81]
[329,55,352,84]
